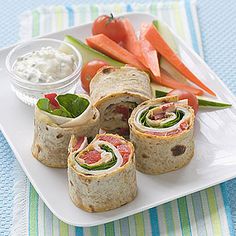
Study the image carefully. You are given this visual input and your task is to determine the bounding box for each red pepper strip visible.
[44,93,60,109]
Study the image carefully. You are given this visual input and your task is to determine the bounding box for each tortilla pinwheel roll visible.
[68,133,137,212]
[90,66,152,137]
[32,93,100,168]
[129,96,195,174]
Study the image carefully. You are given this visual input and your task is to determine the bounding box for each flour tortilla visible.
[31,95,100,168]
[129,97,195,174]
[68,134,137,212]
[89,66,152,133]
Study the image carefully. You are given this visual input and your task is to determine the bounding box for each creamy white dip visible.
[13,46,76,83]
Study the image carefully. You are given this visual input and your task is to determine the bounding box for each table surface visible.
[1,0,236,235]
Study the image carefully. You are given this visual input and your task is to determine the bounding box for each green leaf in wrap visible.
[37,94,89,118]
[79,145,117,171]
[160,110,184,128]
[140,106,184,128]
[139,106,156,127]
[37,98,72,118]
[57,94,89,118]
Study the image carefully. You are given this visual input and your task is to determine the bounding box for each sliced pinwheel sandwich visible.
[129,96,195,174]
[68,133,137,212]
[89,66,152,137]
[32,93,100,168]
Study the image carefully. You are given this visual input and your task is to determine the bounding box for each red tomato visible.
[81,150,101,164]
[167,89,199,115]
[117,144,130,156]
[73,137,85,151]
[44,93,60,109]
[115,105,129,121]
[81,60,108,93]
[117,144,131,166]
[98,135,122,147]
[92,14,126,43]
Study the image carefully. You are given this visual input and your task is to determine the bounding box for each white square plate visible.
[0,13,236,227]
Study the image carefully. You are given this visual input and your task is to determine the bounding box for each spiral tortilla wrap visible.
[68,133,137,212]
[32,94,100,168]
[129,96,195,174]
[89,66,152,135]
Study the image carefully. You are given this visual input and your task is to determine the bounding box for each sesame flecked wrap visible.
[89,66,152,136]
[32,94,100,168]
[128,96,195,175]
[68,133,137,212]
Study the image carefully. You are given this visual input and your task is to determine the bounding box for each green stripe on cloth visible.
[55,6,64,31]
[90,5,99,20]
[172,2,187,42]
[15,2,233,236]
[134,213,145,236]
[29,185,38,236]
[206,188,223,235]
[32,10,40,37]
[59,221,69,236]
[105,222,115,236]
[177,197,191,235]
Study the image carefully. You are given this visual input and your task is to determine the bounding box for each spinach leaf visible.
[37,94,89,118]
[37,98,72,118]
[79,145,117,171]
[139,106,156,127]
[161,110,184,128]
[57,94,89,118]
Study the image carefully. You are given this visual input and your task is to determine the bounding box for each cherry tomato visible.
[167,89,199,115]
[92,14,126,43]
[81,60,108,93]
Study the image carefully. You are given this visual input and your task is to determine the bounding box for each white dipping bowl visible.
[5,38,83,106]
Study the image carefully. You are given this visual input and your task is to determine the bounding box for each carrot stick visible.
[137,23,160,77]
[154,69,204,96]
[145,24,216,96]
[122,18,141,57]
[86,34,146,70]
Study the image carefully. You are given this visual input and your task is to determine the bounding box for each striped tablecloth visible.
[7,1,234,236]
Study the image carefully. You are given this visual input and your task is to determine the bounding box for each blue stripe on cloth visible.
[191,193,207,236]
[75,227,84,236]
[220,183,235,236]
[120,217,130,236]
[126,4,132,12]
[149,208,160,236]
[164,202,175,235]
[44,205,53,236]
[184,0,200,54]
[90,226,98,236]
[66,6,74,27]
